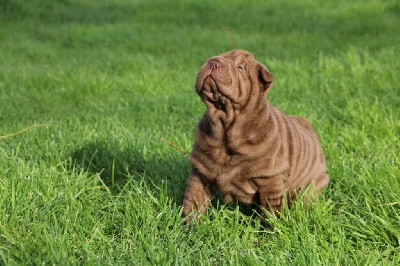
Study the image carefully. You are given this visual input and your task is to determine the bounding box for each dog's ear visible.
[257,62,273,90]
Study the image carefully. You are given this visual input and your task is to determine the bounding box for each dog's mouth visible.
[198,76,228,110]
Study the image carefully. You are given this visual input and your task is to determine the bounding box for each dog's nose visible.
[208,59,222,70]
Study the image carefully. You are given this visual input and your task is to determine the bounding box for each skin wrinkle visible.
[182,50,329,223]
[290,120,321,190]
[288,119,300,180]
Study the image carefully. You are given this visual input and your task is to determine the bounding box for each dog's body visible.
[182,50,329,223]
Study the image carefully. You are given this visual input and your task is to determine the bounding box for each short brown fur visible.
[182,50,329,223]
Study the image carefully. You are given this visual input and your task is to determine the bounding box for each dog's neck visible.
[200,95,273,155]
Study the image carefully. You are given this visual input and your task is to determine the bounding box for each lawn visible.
[0,0,399,264]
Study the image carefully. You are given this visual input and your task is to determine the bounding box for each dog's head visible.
[195,50,273,110]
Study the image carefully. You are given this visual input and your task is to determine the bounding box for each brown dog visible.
[182,50,329,223]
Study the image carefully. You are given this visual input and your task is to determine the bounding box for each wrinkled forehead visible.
[217,50,255,63]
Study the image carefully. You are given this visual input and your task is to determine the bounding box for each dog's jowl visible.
[182,50,329,223]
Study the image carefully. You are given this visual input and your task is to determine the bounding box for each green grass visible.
[0,0,399,264]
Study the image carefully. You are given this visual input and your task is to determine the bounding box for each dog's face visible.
[195,50,273,109]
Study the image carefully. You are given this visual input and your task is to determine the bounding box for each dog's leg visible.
[314,172,330,194]
[255,175,285,213]
[286,172,330,210]
[181,169,212,224]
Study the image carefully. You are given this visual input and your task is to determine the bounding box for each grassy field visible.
[1,0,399,264]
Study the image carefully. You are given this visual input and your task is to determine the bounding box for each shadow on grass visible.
[69,140,189,202]
[68,140,264,220]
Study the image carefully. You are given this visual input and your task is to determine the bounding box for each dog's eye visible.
[237,64,246,72]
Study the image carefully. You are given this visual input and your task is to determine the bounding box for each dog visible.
[182,50,329,223]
